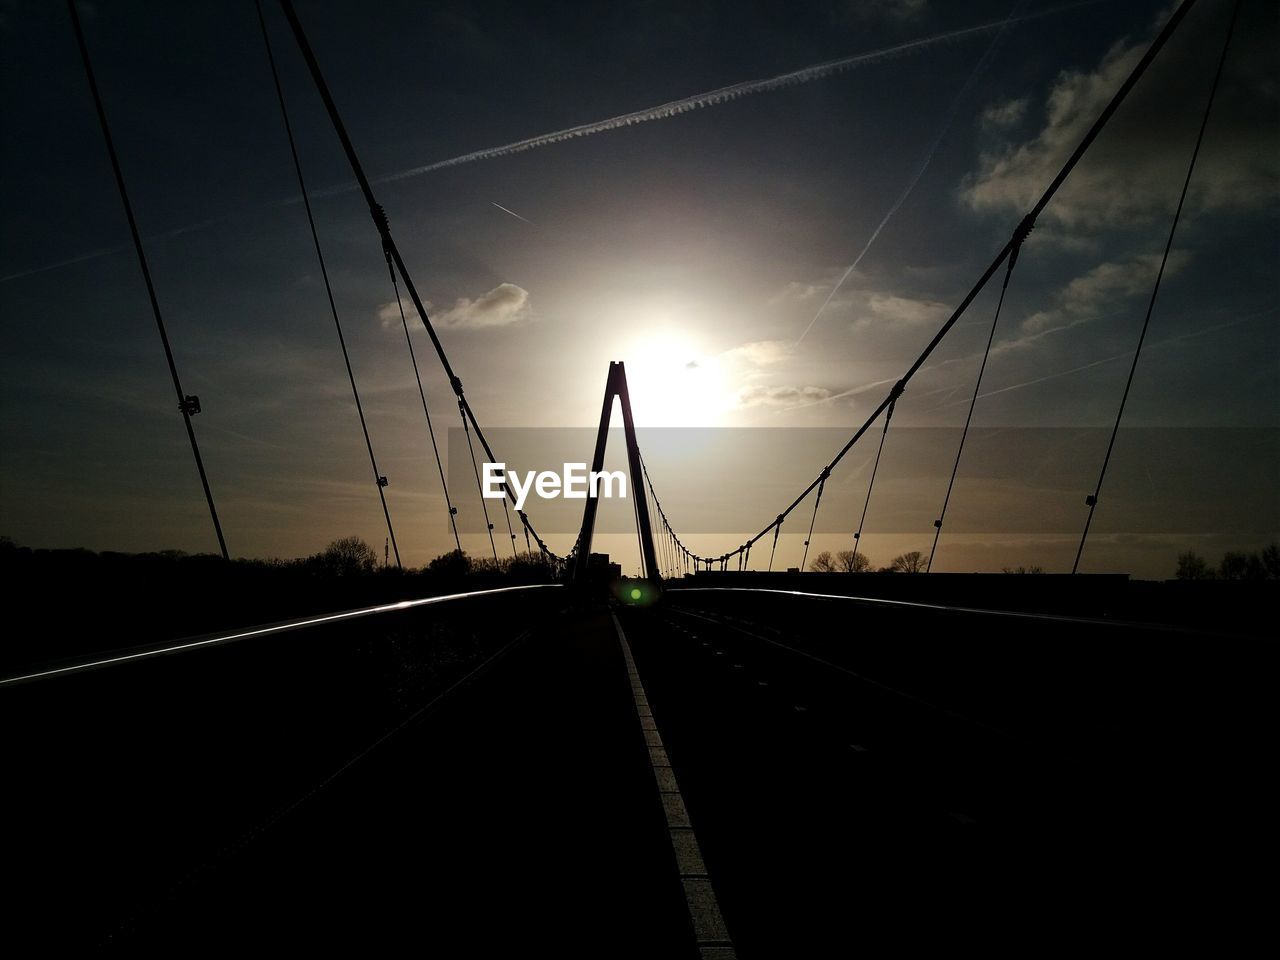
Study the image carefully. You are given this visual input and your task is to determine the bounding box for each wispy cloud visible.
[739,384,835,407]
[793,0,1033,344]
[434,282,531,328]
[962,6,1280,232]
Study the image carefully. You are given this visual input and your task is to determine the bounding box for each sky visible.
[1,0,1276,577]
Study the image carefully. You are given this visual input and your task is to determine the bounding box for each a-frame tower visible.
[570,361,661,585]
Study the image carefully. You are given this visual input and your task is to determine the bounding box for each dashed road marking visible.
[613,613,737,960]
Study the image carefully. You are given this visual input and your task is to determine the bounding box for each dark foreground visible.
[4,584,1271,954]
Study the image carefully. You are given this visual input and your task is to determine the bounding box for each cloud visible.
[738,385,835,407]
[768,281,823,305]
[961,11,1280,232]
[864,293,951,327]
[377,299,428,330]
[433,283,531,328]
[1016,251,1190,336]
[845,0,928,22]
[980,96,1028,130]
[720,339,791,369]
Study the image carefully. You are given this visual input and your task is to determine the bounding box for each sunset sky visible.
[1,0,1276,577]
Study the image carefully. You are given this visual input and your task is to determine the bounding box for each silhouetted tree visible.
[311,536,378,576]
[1219,551,1251,580]
[1262,543,1280,579]
[1176,551,1212,580]
[836,549,872,573]
[1002,565,1044,575]
[890,551,925,574]
[426,549,471,577]
[809,551,836,573]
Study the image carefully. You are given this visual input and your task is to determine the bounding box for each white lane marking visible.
[1,584,562,686]
[612,613,737,959]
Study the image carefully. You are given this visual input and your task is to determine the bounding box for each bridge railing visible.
[2,583,563,946]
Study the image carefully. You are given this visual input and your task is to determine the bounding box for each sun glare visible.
[618,327,731,427]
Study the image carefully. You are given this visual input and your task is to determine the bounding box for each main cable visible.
[646,0,1205,566]
[276,0,561,562]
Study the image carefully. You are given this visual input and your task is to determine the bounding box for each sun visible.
[617,327,731,427]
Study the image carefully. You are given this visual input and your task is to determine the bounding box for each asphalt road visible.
[6,590,1268,954]
[626,590,1270,955]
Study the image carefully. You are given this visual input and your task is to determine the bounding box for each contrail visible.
[364,0,1102,190]
[490,201,533,224]
[781,303,1273,415]
[0,216,225,284]
[1,1,1101,286]
[932,307,1278,409]
[793,0,1030,346]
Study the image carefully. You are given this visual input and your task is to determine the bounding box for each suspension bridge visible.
[4,0,1273,954]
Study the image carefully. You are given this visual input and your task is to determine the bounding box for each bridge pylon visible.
[570,361,661,589]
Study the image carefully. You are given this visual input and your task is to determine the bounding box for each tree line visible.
[1175,544,1279,581]
[807,550,925,574]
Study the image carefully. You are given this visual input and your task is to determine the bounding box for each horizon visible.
[1,0,1276,578]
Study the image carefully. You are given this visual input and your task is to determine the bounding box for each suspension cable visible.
[927,214,1034,573]
[520,511,532,554]
[277,0,562,562]
[800,470,830,571]
[385,243,461,554]
[1074,0,1240,574]
[499,493,518,558]
[851,392,899,564]
[459,401,498,561]
[622,0,1204,567]
[254,0,401,568]
[768,520,782,572]
[67,0,229,561]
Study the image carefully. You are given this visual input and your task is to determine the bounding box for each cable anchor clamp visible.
[371,203,391,240]
[1009,213,1036,269]
[376,476,389,487]
[179,395,201,416]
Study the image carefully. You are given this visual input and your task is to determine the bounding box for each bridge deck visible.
[5,590,1268,954]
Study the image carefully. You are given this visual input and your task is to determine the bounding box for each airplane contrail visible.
[1,0,1102,286]
[367,0,1100,191]
[793,0,1030,346]
[490,201,533,224]
[932,307,1279,409]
